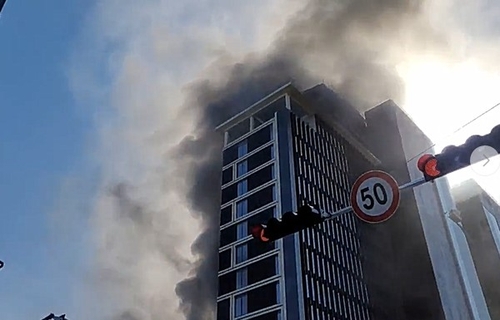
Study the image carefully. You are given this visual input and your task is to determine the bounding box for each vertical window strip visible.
[235,243,248,264]
[236,268,248,289]
[237,160,248,177]
[237,221,248,240]
[305,266,311,298]
[237,180,248,196]
[236,200,248,218]
[316,276,322,307]
[310,268,316,303]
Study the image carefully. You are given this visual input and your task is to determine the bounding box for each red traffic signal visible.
[417,124,500,181]
[251,205,323,242]
[417,148,464,181]
[418,154,441,180]
[250,224,270,242]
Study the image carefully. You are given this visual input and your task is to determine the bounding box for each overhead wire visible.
[406,101,500,164]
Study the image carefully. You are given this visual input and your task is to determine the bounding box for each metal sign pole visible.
[317,176,428,222]
[398,177,427,191]
[320,206,353,221]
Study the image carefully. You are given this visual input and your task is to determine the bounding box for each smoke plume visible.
[173,2,452,317]
[67,0,500,319]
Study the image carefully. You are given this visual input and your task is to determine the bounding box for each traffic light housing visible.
[417,124,500,181]
[251,204,323,242]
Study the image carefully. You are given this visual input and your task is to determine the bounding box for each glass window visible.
[246,281,279,313]
[235,294,248,317]
[218,272,236,296]
[237,221,248,240]
[252,310,282,320]
[222,146,238,166]
[247,255,278,285]
[235,238,275,264]
[237,160,248,177]
[220,206,232,226]
[222,167,233,185]
[247,165,274,191]
[248,207,275,227]
[248,125,272,152]
[247,185,276,213]
[236,268,248,289]
[218,249,231,271]
[217,299,230,320]
[219,225,236,248]
[236,200,248,218]
[237,180,248,196]
[235,243,248,264]
[238,141,248,157]
[221,184,237,205]
[247,146,273,172]
[227,119,250,144]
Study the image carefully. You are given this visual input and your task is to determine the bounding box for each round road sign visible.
[350,170,400,223]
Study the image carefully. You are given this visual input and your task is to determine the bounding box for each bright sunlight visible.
[398,57,500,201]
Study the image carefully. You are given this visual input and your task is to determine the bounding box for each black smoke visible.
[173,0,450,319]
[174,57,312,320]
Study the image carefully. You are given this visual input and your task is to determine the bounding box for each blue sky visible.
[0,0,91,318]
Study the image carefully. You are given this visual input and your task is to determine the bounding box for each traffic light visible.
[490,124,500,150]
[417,124,500,181]
[251,204,323,242]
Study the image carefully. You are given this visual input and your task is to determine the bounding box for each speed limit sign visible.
[350,170,400,223]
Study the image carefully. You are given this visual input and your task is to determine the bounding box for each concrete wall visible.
[364,101,447,320]
[454,181,500,319]
[387,102,476,320]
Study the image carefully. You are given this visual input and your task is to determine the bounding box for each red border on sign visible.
[350,170,400,224]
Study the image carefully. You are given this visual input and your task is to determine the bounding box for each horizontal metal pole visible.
[311,176,428,225]
[398,177,427,191]
[320,206,353,220]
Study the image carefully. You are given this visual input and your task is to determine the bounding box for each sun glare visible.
[398,58,500,201]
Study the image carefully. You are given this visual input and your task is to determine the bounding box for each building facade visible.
[453,180,500,319]
[364,101,475,320]
[215,83,452,320]
[216,90,287,320]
